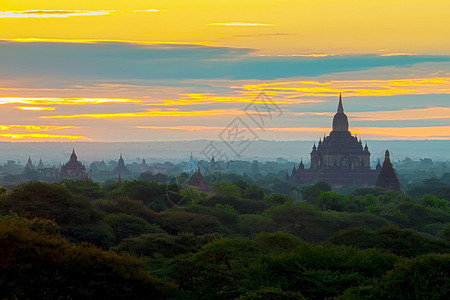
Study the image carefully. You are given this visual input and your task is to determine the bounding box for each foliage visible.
[236,287,306,300]
[0,181,102,226]
[0,181,114,248]
[181,204,239,228]
[0,215,177,299]
[95,196,159,224]
[245,244,401,300]
[158,210,225,235]
[339,254,450,300]
[264,193,295,206]
[300,181,331,205]
[420,193,449,212]
[60,178,104,199]
[113,232,220,258]
[104,213,163,244]
[243,184,265,201]
[107,180,168,211]
[328,225,450,257]
[268,204,390,242]
[235,214,278,238]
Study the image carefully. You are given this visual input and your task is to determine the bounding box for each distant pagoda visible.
[37,159,45,170]
[113,154,131,178]
[288,94,379,187]
[184,153,198,173]
[60,148,87,180]
[25,156,34,169]
[376,150,401,192]
[190,167,209,192]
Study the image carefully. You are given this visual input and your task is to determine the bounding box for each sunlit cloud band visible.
[0,10,114,18]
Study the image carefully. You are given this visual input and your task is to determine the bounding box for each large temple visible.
[288,94,381,187]
[60,148,87,180]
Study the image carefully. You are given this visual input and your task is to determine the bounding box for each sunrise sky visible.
[1,0,449,142]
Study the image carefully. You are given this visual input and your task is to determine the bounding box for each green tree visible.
[0,215,177,299]
[300,181,331,205]
[328,226,450,257]
[95,196,160,224]
[113,232,220,258]
[60,178,104,199]
[0,181,113,248]
[243,184,265,201]
[340,254,450,300]
[104,213,163,244]
[159,210,225,235]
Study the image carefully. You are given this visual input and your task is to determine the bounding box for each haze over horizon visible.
[1,1,449,142]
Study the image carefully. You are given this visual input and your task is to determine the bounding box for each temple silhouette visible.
[60,148,87,180]
[288,94,391,188]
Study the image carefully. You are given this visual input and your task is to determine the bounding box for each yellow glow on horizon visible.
[137,125,450,139]
[17,106,55,111]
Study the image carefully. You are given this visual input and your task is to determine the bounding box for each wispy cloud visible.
[0,10,114,18]
[0,97,141,105]
[0,125,76,131]
[0,134,87,140]
[17,106,55,111]
[2,41,450,81]
[350,107,450,121]
[209,22,275,27]
[241,77,450,97]
[134,9,168,13]
[137,125,224,131]
[41,109,244,119]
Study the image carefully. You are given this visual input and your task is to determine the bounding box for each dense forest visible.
[1,172,450,299]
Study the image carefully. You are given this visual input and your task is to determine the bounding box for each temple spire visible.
[332,93,349,131]
[376,149,401,192]
[337,93,343,113]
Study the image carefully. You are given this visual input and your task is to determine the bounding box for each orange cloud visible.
[350,126,450,139]
[160,93,324,106]
[41,109,244,119]
[350,107,450,121]
[137,125,225,131]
